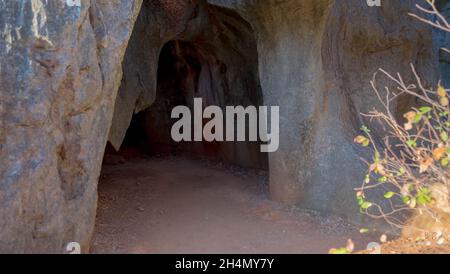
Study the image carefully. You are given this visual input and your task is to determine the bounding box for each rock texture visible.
[437,0,450,87]
[0,0,143,253]
[210,0,442,225]
[108,0,208,149]
[0,0,445,252]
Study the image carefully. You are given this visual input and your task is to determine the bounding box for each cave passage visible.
[96,4,276,252]
[105,39,268,169]
[91,3,377,253]
[95,37,286,253]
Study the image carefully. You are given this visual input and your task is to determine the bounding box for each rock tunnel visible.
[108,38,267,167]
[105,2,268,168]
[96,2,271,252]
[0,0,446,253]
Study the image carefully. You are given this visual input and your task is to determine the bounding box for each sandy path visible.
[91,157,372,254]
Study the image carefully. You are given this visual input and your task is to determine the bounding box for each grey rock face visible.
[437,0,450,87]
[209,0,441,226]
[0,0,142,253]
[0,0,444,252]
[108,0,207,149]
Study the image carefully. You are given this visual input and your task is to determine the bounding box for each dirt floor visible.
[91,156,375,254]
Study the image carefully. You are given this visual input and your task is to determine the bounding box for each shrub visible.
[354,0,450,239]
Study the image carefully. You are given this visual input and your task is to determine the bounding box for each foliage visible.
[354,0,450,232]
[328,1,449,254]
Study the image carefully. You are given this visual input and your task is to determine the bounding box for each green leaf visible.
[419,107,432,114]
[417,187,432,206]
[441,158,449,167]
[364,174,370,184]
[406,140,417,148]
[384,192,395,199]
[441,132,449,142]
[361,202,373,210]
[397,168,406,176]
[417,196,430,206]
[359,228,370,234]
[402,196,411,205]
[357,196,365,206]
[374,151,381,163]
[378,176,388,183]
[413,113,423,124]
[361,125,371,135]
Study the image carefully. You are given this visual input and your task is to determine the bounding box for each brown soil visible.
[91,156,374,254]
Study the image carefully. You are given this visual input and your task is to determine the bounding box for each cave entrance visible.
[110,40,268,168]
[93,4,274,253]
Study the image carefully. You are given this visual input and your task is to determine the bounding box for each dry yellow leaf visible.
[438,85,447,98]
[403,111,417,123]
[433,147,447,161]
[370,162,386,175]
[354,135,367,144]
[404,122,413,131]
[440,97,449,107]
[419,157,433,173]
[354,135,370,147]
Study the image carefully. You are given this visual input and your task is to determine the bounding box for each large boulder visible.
[0,0,143,253]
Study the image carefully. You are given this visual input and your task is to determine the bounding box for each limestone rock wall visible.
[437,0,450,87]
[0,0,142,253]
[209,0,441,224]
[108,0,208,149]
